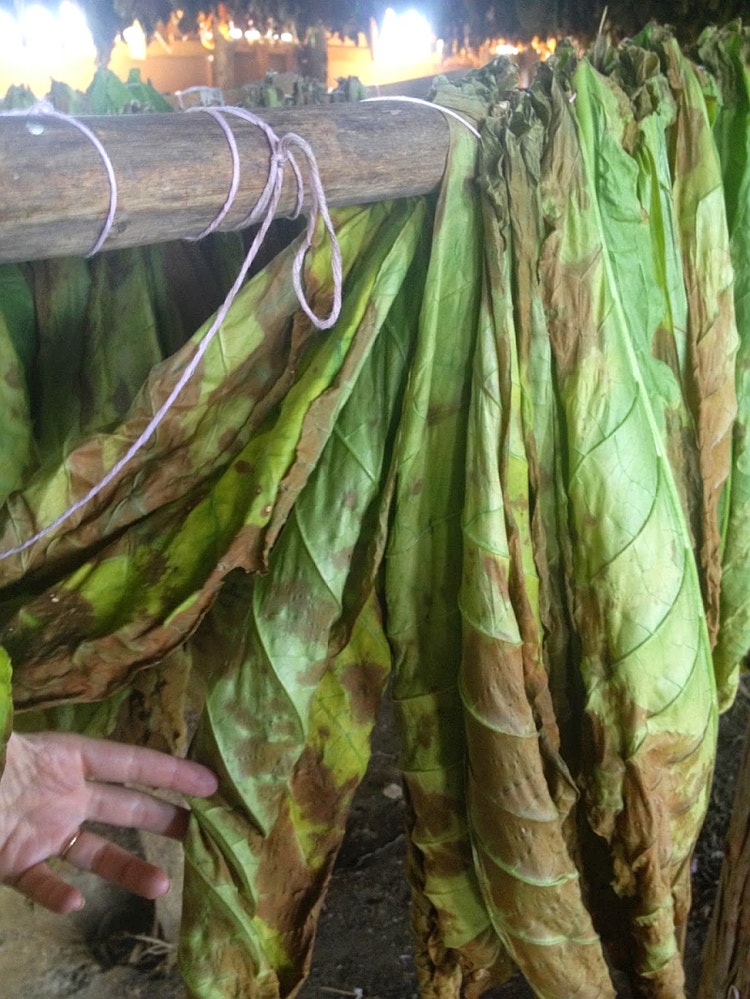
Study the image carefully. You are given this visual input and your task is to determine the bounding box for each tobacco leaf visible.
[2,44,747,999]
[461,98,616,995]
[28,256,93,463]
[537,53,718,996]
[498,89,583,777]
[26,234,247,467]
[384,123,513,998]
[583,39,703,577]
[179,199,430,997]
[77,248,166,437]
[0,202,408,708]
[695,22,750,707]
[639,28,739,653]
[0,264,36,504]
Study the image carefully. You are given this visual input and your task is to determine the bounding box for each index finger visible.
[76,736,218,797]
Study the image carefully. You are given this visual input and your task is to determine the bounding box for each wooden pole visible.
[0,102,450,264]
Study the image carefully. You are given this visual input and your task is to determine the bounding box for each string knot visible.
[0,103,342,562]
[189,105,342,330]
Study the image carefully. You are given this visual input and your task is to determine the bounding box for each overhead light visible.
[123,19,147,60]
[375,8,435,65]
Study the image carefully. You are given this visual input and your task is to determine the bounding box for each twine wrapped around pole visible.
[0,101,450,263]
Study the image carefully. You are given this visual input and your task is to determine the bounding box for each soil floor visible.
[0,681,747,999]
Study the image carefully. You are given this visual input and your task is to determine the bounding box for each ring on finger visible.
[59,828,83,861]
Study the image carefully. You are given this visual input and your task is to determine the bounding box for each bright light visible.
[531,35,557,58]
[0,9,23,55]
[7,2,96,57]
[494,42,519,56]
[0,1,98,94]
[375,7,434,64]
[20,3,60,57]
[228,23,243,40]
[280,31,293,43]
[59,1,94,54]
[245,28,261,42]
[122,19,147,60]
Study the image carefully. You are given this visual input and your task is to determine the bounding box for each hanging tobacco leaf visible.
[536,51,719,996]
[180,196,431,997]
[695,22,750,708]
[0,201,406,706]
[384,123,514,998]
[461,100,616,994]
[637,28,739,660]
[0,265,36,503]
[1,39,748,999]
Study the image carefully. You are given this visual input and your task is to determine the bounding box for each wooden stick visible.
[0,102,450,264]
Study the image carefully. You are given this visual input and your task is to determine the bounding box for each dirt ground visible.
[0,681,747,999]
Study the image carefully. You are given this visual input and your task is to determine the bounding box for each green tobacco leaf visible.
[143,235,246,360]
[0,266,36,503]
[86,67,136,114]
[0,202,415,709]
[696,22,750,706]
[460,93,615,996]
[539,55,718,995]
[248,592,392,989]
[638,28,739,654]
[122,68,172,112]
[29,256,93,464]
[84,67,171,114]
[0,84,35,109]
[385,123,513,997]
[77,248,165,437]
[179,199,429,998]
[27,236,244,468]
[498,90,580,765]
[580,42,702,566]
[0,265,36,379]
[183,591,392,998]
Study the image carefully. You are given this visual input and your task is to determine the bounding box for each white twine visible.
[186,106,242,238]
[0,105,342,562]
[0,100,118,256]
[362,95,482,141]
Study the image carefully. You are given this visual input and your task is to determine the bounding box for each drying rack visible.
[0,102,450,263]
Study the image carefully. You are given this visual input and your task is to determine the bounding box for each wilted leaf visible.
[537,54,718,996]
[696,22,750,707]
[385,123,513,997]
[180,198,431,997]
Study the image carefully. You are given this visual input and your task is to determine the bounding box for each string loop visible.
[0,99,118,256]
[0,104,342,562]
[362,95,482,140]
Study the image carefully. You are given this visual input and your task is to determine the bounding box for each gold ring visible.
[59,828,82,861]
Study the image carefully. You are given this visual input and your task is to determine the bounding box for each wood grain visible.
[0,102,450,263]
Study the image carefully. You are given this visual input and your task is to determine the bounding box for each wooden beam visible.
[0,101,450,264]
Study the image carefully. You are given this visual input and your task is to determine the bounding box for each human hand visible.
[0,730,218,914]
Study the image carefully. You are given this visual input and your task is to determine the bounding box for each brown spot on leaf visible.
[341,490,359,511]
[338,659,388,726]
